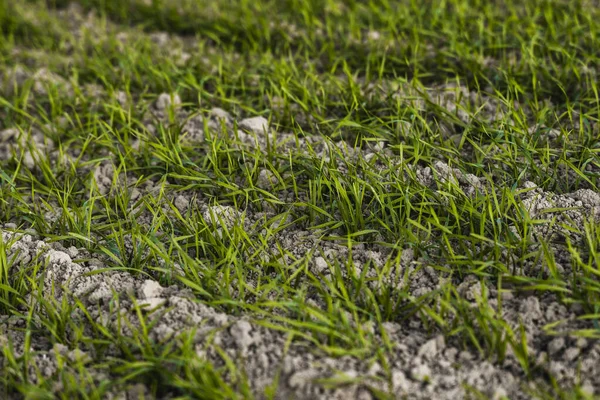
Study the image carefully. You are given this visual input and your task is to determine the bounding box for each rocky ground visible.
[1,1,600,399]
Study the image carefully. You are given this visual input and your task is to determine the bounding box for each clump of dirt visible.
[519,182,600,237]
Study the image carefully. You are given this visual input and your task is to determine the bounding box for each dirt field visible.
[1,1,600,399]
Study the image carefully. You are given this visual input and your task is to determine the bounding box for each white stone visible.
[22,151,35,169]
[239,116,269,135]
[0,128,18,142]
[367,30,381,41]
[410,363,431,381]
[140,280,163,299]
[564,347,581,361]
[209,107,231,121]
[230,320,254,355]
[155,93,181,111]
[66,246,79,259]
[391,370,410,392]
[114,91,129,108]
[417,335,445,359]
[203,205,239,228]
[46,250,72,265]
[314,257,329,274]
[547,337,565,355]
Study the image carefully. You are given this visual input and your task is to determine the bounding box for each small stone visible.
[444,347,458,361]
[88,258,103,268]
[145,124,157,135]
[149,32,170,46]
[519,296,542,321]
[314,257,329,274]
[499,290,513,301]
[140,280,163,300]
[130,188,141,201]
[457,278,483,301]
[382,322,401,337]
[410,364,431,381]
[366,30,381,41]
[66,246,79,259]
[391,370,410,392]
[367,362,382,376]
[536,351,548,365]
[554,263,565,274]
[548,361,565,377]
[522,181,537,189]
[203,205,239,228]
[175,51,191,65]
[564,347,581,361]
[67,348,91,364]
[53,343,69,356]
[155,93,181,111]
[114,90,129,108]
[545,302,568,321]
[547,337,565,356]
[230,320,254,355]
[0,128,19,142]
[239,116,269,135]
[174,195,189,213]
[342,369,358,379]
[575,337,588,348]
[46,250,72,265]
[23,151,35,169]
[209,107,231,122]
[417,335,445,359]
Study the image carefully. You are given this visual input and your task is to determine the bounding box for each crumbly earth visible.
[1,225,599,400]
[1,2,600,399]
[0,85,599,399]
